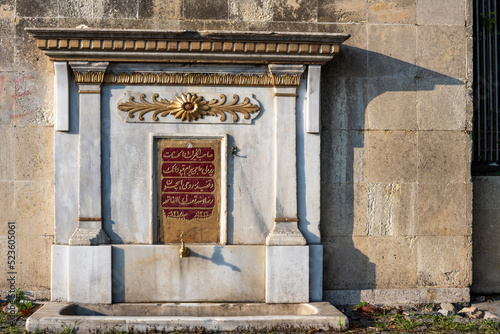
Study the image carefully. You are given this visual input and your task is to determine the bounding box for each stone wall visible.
[320,0,474,304]
[0,0,473,303]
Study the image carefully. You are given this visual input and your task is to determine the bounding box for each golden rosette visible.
[169,93,209,121]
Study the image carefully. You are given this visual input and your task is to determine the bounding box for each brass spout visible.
[179,232,190,258]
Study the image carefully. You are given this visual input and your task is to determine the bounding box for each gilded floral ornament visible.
[166,93,209,121]
[118,93,260,123]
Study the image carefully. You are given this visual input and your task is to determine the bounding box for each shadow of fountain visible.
[190,247,241,272]
[316,45,464,304]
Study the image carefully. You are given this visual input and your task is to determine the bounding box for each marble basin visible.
[27,302,348,332]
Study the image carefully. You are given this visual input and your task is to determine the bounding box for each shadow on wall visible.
[320,45,464,303]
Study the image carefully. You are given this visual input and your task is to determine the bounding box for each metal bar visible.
[487,0,493,161]
[494,1,499,161]
[474,0,481,161]
[482,0,488,162]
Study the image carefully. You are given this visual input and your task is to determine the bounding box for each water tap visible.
[179,232,190,258]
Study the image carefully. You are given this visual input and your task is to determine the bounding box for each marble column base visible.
[266,221,307,246]
[68,220,110,246]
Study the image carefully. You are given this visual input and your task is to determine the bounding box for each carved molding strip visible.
[36,39,339,55]
[118,93,260,123]
[104,72,301,87]
[74,71,106,84]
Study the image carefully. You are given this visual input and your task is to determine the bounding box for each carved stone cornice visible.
[26,28,350,65]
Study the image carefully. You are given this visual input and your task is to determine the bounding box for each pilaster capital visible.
[69,61,109,84]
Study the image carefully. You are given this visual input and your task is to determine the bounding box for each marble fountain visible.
[25,28,350,332]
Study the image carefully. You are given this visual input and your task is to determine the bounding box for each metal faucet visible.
[179,232,190,258]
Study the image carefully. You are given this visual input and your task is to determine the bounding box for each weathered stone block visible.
[320,24,367,78]
[368,0,416,24]
[0,74,17,125]
[183,0,228,20]
[14,18,57,72]
[321,130,365,183]
[417,78,466,130]
[321,77,367,130]
[417,236,472,287]
[272,0,317,22]
[417,183,469,236]
[0,0,15,18]
[228,0,273,21]
[365,130,417,183]
[466,25,474,82]
[0,19,14,71]
[366,77,417,130]
[93,0,138,19]
[15,0,57,17]
[368,25,417,78]
[0,182,14,233]
[5,72,54,126]
[367,236,417,288]
[208,20,318,33]
[321,183,368,237]
[417,0,465,26]
[417,131,469,184]
[318,0,367,23]
[266,21,318,32]
[14,180,54,236]
[324,287,470,305]
[138,0,183,20]
[466,181,473,236]
[0,127,14,179]
[417,25,466,79]
[58,17,185,31]
[14,126,53,181]
[323,236,372,289]
[14,234,53,290]
[367,182,417,236]
[59,0,93,18]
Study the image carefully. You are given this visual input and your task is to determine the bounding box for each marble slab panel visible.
[67,246,112,304]
[266,246,309,303]
[112,245,265,302]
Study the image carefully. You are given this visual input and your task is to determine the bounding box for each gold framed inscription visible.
[157,138,222,244]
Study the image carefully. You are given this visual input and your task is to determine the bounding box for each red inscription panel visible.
[161,178,215,193]
[161,193,215,208]
[162,162,215,177]
[157,139,221,244]
[162,147,215,161]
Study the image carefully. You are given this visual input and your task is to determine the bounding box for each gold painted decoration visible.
[73,71,106,84]
[104,72,302,87]
[118,93,260,122]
